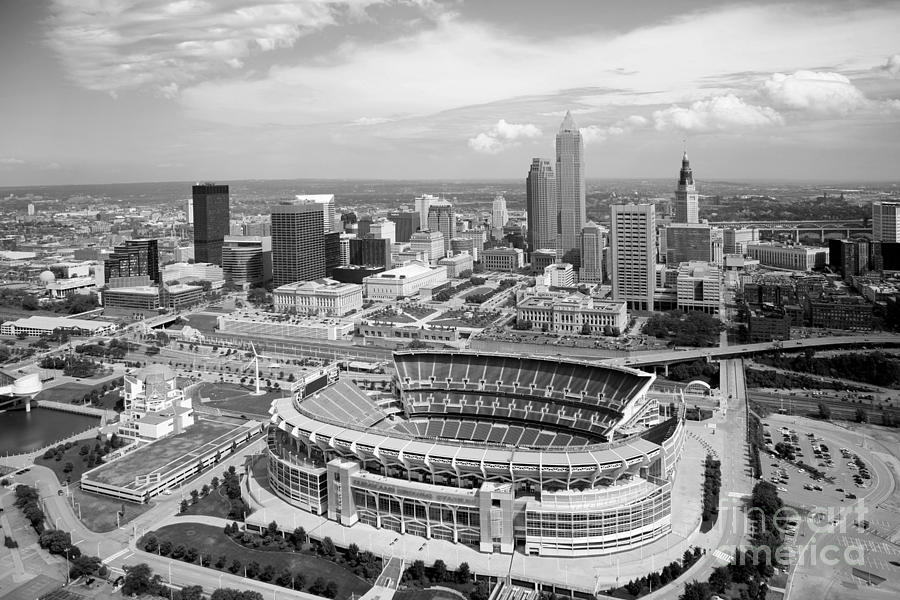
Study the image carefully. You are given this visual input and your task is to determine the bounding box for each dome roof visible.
[38,270,56,283]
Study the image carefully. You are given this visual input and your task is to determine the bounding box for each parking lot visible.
[760,419,874,510]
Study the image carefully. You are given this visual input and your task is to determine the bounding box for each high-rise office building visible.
[410,230,445,266]
[271,203,325,287]
[350,237,391,269]
[427,200,456,256]
[665,224,712,264]
[674,153,699,224]
[872,201,900,242]
[579,221,607,284]
[296,195,336,233]
[105,239,160,284]
[491,195,509,230]
[357,214,373,238]
[415,194,439,230]
[387,211,420,243]
[185,199,193,225]
[556,111,586,260]
[723,227,759,255]
[611,204,656,311]
[222,235,272,287]
[192,183,230,266]
[526,158,558,254]
[370,218,397,245]
[324,231,341,278]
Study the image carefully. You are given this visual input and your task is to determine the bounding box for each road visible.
[604,334,900,368]
[3,435,324,599]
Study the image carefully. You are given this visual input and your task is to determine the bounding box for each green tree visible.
[122,563,157,596]
[180,499,189,513]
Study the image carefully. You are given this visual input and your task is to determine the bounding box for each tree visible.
[681,581,713,600]
[260,565,275,582]
[122,563,156,596]
[202,484,211,497]
[180,586,203,600]
[184,547,198,563]
[70,555,102,578]
[171,544,186,559]
[292,526,306,548]
[180,499,189,514]
[817,403,831,420]
[159,540,173,556]
[63,462,74,474]
[455,562,471,583]
[432,559,447,582]
[324,581,339,598]
[266,520,279,538]
[190,489,200,504]
[470,580,492,600]
[407,559,425,582]
[321,536,336,557]
[346,542,360,565]
[245,561,260,579]
[211,476,220,489]
[855,408,868,423]
[228,559,242,574]
[21,294,40,311]
[310,577,328,595]
[143,536,159,553]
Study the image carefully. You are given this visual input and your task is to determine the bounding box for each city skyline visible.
[1,0,899,186]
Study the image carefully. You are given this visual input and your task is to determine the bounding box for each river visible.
[0,407,99,455]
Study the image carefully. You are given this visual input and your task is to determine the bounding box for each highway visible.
[603,334,900,368]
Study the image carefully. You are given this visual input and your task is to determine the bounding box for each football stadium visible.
[267,351,685,557]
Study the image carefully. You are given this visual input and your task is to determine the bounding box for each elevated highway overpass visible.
[602,334,900,369]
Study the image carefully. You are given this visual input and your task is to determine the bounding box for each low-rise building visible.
[482,247,524,272]
[217,312,355,340]
[363,261,448,300]
[516,292,628,335]
[273,278,363,316]
[117,365,194,444]
[46,276,97,299]
[747,243,829,271]
[438,253,474,278]
[101,286,161,313]
[160,262,224,284]
[160,283,203,310]
[544,263,574,287]
[747,310,791,342]
[222,235,272,287]
[675,262,721,314]
[0,315,116,338]
[808,296,873,331]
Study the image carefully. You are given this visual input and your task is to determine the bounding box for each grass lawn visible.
[461,286,492,299]
[70,487,156,533]
[431,310,499,329]
[395,589,467,600]
[184,313,221,333]
[144,524,371,600]
[194,382,283,416]
[179,486,232,519]
[35,383,100,404]
[34,435,104,484]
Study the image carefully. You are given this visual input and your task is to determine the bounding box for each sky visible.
[1,0,900,186]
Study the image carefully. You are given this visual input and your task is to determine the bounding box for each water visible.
[0,407,99,455]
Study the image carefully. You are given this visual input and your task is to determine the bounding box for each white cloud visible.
[763,71,868,116]
[581,115,648,145]
[0,157,25,165]
[349,116,393,126]
[44,0,385,96]
[881,54,900,77]
[468,119,541,154]
[653,95,783,132]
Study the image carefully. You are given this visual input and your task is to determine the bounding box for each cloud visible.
[467,119,541,154]
[349,116,393,126]
[581,115,648,145]
[0,157,26,165]
[880,54,900,77]
[762,71,868,116]
[44,0,386,96]
[653,95,783,132]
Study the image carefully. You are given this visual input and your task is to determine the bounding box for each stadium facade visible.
[267,352,685,557]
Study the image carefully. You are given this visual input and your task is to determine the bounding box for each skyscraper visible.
[579,221,607,284]
[192,183,230,265]
[526,158,557,253]
[271,203,325,287]
[414,194,439,230]
[222,235,272,287]
[611,204,656,311]
[556,111,586,260]
[105,239,160,284]
[427,200,456,256]
[387,211,420,243]
[674,153,699,223]
[665,223,712,264]
[296,194,336,233]
[491,195,509,230]
[872,201,900,242]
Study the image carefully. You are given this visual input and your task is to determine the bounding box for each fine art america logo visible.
[718,496,877,569]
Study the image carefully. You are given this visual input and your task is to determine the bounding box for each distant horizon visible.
[3,175,900,193]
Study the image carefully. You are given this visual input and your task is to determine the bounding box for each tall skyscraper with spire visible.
[526,159,557,254]
[674,152,699,223]
[556,111,586,261]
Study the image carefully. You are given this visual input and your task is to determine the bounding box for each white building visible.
[675,262,721,314]
[273,278,363,316]
[872,201,900,242]
[482,247,524,272]
[414,194,440,230]
[118,365,194,444]
[1,315,116,338]
[46,276,97,299]
[370,218,396,245]
[491,195,509,236]
[438,253,474,278]
[516,292,628,335]
[723,227,759,255]
[409,230,445,265]
[217,313,354,340]
[363,261,448,300]
[747,243,829,271]
[296,194,336,233]
[544,263,575,287]
[160,262,224,283]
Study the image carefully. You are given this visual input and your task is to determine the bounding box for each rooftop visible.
[2,315,115,330]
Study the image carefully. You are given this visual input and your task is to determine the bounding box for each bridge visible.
[601,334,900,369]
[707,218,870,243]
